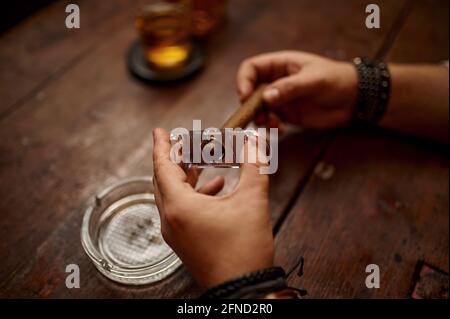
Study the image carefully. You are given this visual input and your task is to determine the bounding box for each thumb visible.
[238,162,268,194]
[235,134,269,193]
[262,74,308,107]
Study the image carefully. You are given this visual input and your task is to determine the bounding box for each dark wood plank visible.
[0,0,139,117]
[275,130,448,298]
[386,0,449,63]
[0,0,402,297]
[0,0,266,297]
[275,0,449,298]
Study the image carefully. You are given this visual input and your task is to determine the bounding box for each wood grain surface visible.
[275,0,449,298]
[0,0,447,298]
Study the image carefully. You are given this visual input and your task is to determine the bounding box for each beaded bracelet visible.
[352,57,391,125]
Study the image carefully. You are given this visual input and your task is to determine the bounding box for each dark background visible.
[1,1,56,33]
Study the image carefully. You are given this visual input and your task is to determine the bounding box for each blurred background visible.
[1,1,57,32]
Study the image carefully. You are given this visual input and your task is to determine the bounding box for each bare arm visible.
[236,51,449,143]
[380,64,449,143]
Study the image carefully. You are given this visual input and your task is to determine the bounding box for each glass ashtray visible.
[81,176,181,285]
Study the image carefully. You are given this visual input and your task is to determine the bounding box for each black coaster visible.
[127,40,205,84]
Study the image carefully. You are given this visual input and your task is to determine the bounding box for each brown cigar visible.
[221,84,267,129]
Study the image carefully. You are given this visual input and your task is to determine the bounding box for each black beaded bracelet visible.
[352,57,391,125]
[200,267,288,299]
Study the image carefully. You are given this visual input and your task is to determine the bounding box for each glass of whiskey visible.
[135,1,192,70]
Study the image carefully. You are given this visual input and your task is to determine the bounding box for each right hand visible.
[236,51,358,130]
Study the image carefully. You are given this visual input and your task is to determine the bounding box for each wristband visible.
[200,267,297,299]
[352,57,391,125]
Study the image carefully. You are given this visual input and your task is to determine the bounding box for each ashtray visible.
[81,176,181,285]
[127,40,205,83]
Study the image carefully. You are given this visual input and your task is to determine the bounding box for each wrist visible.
[351,57,391,125]
[337,61,359,124]
[200,267,301,299]
[200,258,274,289]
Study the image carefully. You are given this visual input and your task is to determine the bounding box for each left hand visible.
[152,128,274,288]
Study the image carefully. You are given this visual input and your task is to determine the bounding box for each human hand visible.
[152,128,274,288]
[237,51,358,130]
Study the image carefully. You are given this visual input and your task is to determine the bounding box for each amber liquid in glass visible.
[135,3,192,69]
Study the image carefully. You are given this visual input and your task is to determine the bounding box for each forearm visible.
[379,64,449,143]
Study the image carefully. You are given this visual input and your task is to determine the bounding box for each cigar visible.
[180,85,268,172]
[221,84,267,129]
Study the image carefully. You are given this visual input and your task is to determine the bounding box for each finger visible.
[267,113,282,129]
[237,52,292,101]
[255,112,282,129]
[153,176,164,216]
[186,166,201,188]
[262,74,310,107]
[153,128,193,197]
[197,175,225,195]
[236,65,255,102]
[238,163,269,195]
[236,135,269,192]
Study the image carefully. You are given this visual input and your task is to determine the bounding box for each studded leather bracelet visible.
[351,57,391,125]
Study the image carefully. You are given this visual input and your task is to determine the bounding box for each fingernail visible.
[263,88,280,102]
[239,84,250,99]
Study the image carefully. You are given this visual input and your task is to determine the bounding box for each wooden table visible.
[0,0,448,298]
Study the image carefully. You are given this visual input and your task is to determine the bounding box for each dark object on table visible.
[1,0,56,33]
[352,57,391,126]
[127,40,205,84]
[411,263,449,299]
